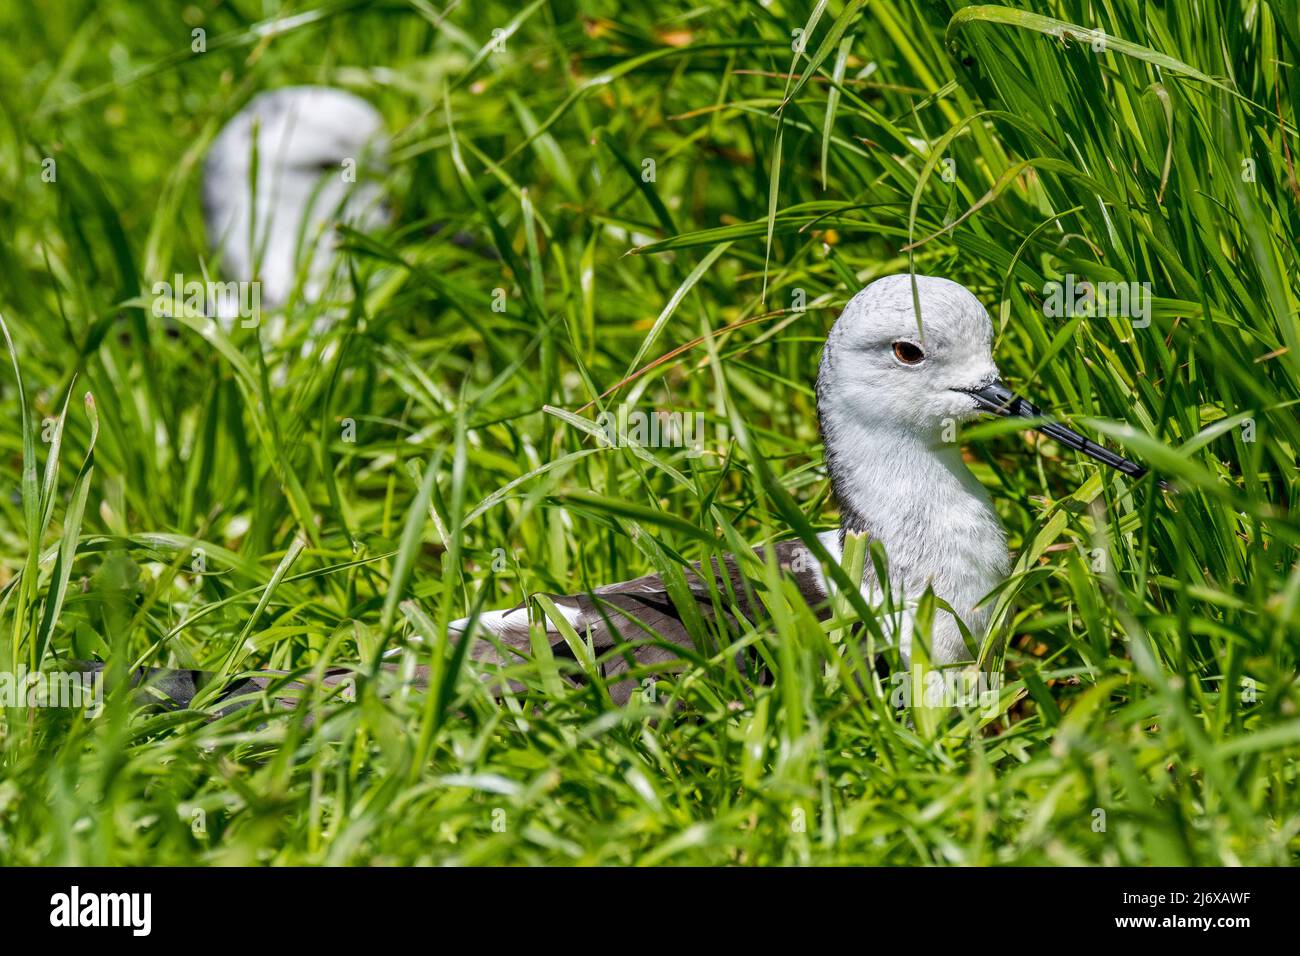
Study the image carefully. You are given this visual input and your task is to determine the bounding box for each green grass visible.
[0,0,1297,865]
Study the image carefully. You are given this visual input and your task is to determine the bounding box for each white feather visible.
[202,86,389,312]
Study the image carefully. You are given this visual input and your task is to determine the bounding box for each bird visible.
[106,274,1161,711]
[452,273,1163,704]
[201,86,389,315]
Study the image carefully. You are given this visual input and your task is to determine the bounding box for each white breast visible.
[818,438,1009,665]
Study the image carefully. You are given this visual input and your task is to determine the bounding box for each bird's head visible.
[818,273,1163,485]
[818,274,1001,441]
[202,86,389,307]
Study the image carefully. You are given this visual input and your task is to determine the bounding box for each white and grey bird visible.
[107,274,1160,710]
[202,86,389,311]
[454,274,1162,703]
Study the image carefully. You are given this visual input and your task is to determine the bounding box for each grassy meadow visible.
[0,0,1298,865]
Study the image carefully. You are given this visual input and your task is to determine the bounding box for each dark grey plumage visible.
[461,539,831,704]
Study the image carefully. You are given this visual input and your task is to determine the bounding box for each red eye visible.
[892,341,925,365]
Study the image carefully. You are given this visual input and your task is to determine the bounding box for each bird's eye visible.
[892,341,925,365]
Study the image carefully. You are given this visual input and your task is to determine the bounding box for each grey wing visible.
[74,662,364,714]
[455,539,831,704]
[65,544,834,713]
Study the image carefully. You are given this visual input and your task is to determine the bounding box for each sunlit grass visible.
[0,0,1297,865]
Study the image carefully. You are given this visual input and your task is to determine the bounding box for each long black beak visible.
[963,381,1170,490]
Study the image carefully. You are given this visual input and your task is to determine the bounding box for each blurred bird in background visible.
[201,85,389,321]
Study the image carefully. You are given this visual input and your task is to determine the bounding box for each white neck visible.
[824,419,1009,664]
